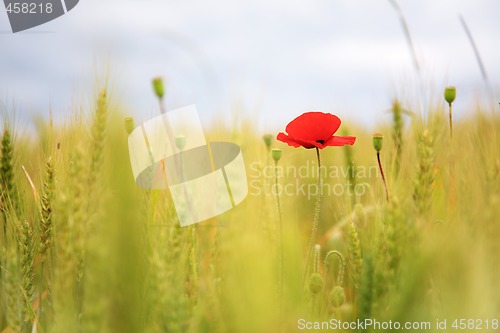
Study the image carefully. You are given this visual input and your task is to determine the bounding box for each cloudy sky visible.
[0,0,499,131]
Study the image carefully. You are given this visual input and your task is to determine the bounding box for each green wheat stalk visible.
[38,156,55,326]
[343,129,356,206]
[391,99,404,177]
[39,157,55,263]
[347,221,363,288]
[413,129,435,215]
[52,164,79,332]
[88,89,109,192]
[1,128,18,236]
[3,244,23,331]
[19,220,35,331]
[358,254,374,323]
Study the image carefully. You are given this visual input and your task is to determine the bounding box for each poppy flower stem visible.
[303,148,323,289]
[271,149,284,320]
[273,156,284,319]
[377,151,389,202]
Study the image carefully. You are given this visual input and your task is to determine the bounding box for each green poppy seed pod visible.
[330,286,345,307]
[272,148,282,162]
[124,117,135,135]
[152,77,165,100]
[372,133,383,152]
[308,273,324,294]
[444,86,456,105]
[175,135,186,150]
[262,134,273,149]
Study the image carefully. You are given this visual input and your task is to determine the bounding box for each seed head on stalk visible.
[272,148,282,163]
[324,250,346,308]
[263,134,273,151]
[308,245,324,295]
[373,133,389,202]
[152,77,165,101]
[124,117,135,135]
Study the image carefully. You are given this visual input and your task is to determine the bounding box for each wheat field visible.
[0,84,499,333]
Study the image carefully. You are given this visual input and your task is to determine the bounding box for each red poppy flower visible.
[277,112,356,149]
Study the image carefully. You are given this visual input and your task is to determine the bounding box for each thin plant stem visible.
[448,120,457,217]
[388,0,420,74]
[324,251,345,286]
[449,102,453,139]
[159,97,166,114]
[274,159,283,320]
[459,15,490,90]
[377,152,389,202]
[309,244,322,317]
[39,261,45,325]
[303,148,322,288]
[155,96,169,188]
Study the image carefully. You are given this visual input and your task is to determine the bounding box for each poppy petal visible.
[277,132,323,149]
[276,132,303,148]
[285,112,341,142]
[292,138,324,149]
[324,135,356,146]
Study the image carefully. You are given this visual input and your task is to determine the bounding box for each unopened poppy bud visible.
[308,273,324,294]
[262,134,273,149]
[272,148,282,162]
[444,86,456,105]
[330,285,345,307]
[175,135,186,150]
[124,117,135,134]
[372,133,383,152]
[152,77,165,100]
